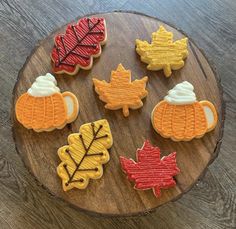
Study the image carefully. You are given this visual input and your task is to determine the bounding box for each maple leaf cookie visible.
[51,17,107,75]
[57,119,113,191]
[151,81,218,141]
[136,25,188,77]
[15,73,79,132]
[93,64,148,117]
[120,140,180,197]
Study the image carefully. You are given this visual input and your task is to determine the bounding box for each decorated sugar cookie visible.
[51,17,107,75]
[136,25,188,77]
[93,64,148,117]
[15,73,79,132]
[151,81,218,141]
[57,119,113,191]
[120,140,180,198]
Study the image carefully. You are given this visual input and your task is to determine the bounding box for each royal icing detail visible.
[151,81,218,141]
[27,73,60,97]
[164,81,196,105]
[57,119,113,191]
[120,140,180,198]
[51,17,107,75]
[93,64,148,117]
[15,73,79,132]
[136,25,188,77]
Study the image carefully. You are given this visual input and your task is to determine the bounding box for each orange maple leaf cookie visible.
[57,119,113,191]
[151,81,218,141]
[93,64,148,117]
[136,25,188,77]
[15,73,79,132]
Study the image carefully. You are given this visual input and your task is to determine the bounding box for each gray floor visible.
[0,0,235,228]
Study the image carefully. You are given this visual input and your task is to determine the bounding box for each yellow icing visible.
[136,25,188,77]
[57,119,113,191]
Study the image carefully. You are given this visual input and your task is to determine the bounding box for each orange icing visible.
[152,101,217,141]
[93,64,148,117]
[16,92,79,131]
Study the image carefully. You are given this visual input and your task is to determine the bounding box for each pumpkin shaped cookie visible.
[151,81,217,141]
[15,73,79,132]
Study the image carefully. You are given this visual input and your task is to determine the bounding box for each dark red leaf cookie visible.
[51,17,107,75]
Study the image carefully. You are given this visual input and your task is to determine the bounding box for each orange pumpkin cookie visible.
[136,25,188,77]
[93,64,148,117]
[151,81,218,141]
[57,119,113,191]
[15,73,79,132]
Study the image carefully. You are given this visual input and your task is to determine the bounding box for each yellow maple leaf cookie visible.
[136,25,188,77]
[151,81,218,141]
[57,119,113,191]
[93,64,148,117]
[15,73,79,132]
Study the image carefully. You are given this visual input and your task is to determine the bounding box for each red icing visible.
[120,140,180,197]
[51,17,106,74]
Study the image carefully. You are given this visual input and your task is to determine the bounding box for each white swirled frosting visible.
[27,73,60,97]
[164,81,196,105]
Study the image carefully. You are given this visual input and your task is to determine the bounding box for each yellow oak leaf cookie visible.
[15,73,79,132]
[151,81,218,141]
[136,25,188,77]
[93,64,148,117]
[57,119,113,191]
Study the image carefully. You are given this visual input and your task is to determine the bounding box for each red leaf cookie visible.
[120,140,180,197]
[51,17,107,75]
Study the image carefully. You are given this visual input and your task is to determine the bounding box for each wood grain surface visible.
[12,12,223,216]
[0,0,236,228]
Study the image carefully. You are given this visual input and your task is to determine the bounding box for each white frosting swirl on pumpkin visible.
[27,73,60,97]
[164,81,196,105]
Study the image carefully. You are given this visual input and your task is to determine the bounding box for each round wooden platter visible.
[12,12,224,216]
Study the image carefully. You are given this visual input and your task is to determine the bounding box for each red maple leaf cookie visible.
[120,140,180,197]
[51,17,107,75]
